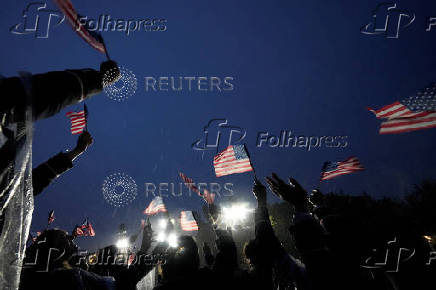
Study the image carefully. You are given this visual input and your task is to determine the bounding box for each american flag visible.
[179,172,215,204]
[202,189,215,205]
[214,145,254,177]
[180,211,199,231]
[84,219,95,237]
[53,0,107,54]
[128,253,136,267]
[73,218,95,237]
[144,196,167,215]
[320,157,365,181]
[66,110,87,134]
[73,225,85,237]
[368,83,436,134]
[179,172,200,195]
[48,210,55,225]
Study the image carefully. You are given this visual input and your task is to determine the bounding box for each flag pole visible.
[84,103,88,132]
[318,161,329,189]
[101,38,111,61]
[243,144,258,181]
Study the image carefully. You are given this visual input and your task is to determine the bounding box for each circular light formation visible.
[102,172,138,207]
[103,65,137,102]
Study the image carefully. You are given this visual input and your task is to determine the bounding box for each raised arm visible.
[0,61,119,122]
[32,131,93,196]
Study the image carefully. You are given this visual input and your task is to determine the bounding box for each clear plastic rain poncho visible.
[0,72,34,290]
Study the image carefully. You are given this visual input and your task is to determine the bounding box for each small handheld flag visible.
[85,219,95,236]
[66,110,87,135]
[320,157,364,181]
[47,210,55,225]
[72,218,95,237]
[128,253,136,267]
[72,225,85,237]
[180,211,199,231]
[179,172,215,204]
[213,145,254,177]
[202,189,215,205]
[144,196,167,215]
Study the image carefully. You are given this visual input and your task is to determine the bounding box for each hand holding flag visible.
[75,131,93,152]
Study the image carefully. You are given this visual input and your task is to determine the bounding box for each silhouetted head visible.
[309,189,324,207]
[243,239,272,268]
[24,229,78,272]
[161,235,200,279]
[214,231,237,271]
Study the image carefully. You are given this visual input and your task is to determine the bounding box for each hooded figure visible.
[0,61,119,289]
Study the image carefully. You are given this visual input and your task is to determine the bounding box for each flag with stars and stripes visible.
[368,83,436,134]
[213,145,253,177]
[53,0,107,54]
[66,110,86,135]
[179,172,215,204]
[82,218,95,237]
[48,210,55,225]
[321,157,365,181]
[72,218,95,237]
[180,211,199,231]
[144,196,167,215]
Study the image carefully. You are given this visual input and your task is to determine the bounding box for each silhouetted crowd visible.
[1,62,435,290]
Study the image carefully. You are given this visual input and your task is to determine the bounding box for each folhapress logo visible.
[192,119,246,152]
[10,2,65,38]
[11,2,167,39]
[361,3,415,38]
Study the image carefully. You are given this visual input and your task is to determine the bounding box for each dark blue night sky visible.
[2,0,436,250]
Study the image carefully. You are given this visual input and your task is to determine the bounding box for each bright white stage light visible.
[222,203,251,226]
[159,219,168,229]
[168,232,178,248]
[156,232,166,242]
[116,238,129,249]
